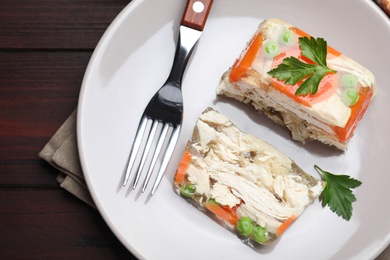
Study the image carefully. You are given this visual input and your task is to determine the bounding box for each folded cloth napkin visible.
[39,109,96,208]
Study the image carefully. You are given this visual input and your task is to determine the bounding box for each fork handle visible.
[181,0,213,31]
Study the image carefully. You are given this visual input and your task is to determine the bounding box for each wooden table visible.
[0,1,388,259]
[0,0,136,258]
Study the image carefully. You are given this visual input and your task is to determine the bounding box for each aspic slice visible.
[174,108,325,245]
[217,18,377,150]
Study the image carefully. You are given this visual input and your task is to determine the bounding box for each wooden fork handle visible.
[181,0,213,31]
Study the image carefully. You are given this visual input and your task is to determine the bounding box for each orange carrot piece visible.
[292,27,310,38]
[229,32,263,82]
[335,87,374,142]
[204,200,238,226]
[221,204,239,220]
[174,149,192,184]
[327,45,342,58]
[269,28,340,106]
[293,27,342,57]
[276,215,296,237]
[229,25,341,107]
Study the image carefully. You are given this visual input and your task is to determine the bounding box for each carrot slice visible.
[293,27,341,57]
[229,32,263,82]
[335,87,374,142]
[204,200,238,226]
[276,215,297,237]
[174,149,192,184]
[271,48,339,106]
[221,204,239,220]
[292,27,310,38]
[229,25,341,106]
[327,45,342,58]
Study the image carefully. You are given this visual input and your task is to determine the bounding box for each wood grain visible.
[0,0,137,259]
[0,52,89,160]
[0,0,388,259]
[0,0,129,50]
[0,190,133,259]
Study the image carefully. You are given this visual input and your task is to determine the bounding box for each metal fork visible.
[123,0,214,195]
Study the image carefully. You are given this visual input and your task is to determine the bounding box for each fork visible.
[122,0,214,195]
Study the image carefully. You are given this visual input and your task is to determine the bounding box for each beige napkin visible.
[39,109,96,208]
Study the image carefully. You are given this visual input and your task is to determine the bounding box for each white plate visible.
[77,0,390,259]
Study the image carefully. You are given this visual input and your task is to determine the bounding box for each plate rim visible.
[77,0,390,259]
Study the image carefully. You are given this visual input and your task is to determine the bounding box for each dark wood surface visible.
[0,0,136,259]
[1,1,389,259]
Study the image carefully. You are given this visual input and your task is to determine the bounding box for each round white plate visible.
[77,0,390,259]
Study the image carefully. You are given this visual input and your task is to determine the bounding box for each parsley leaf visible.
[315,165,362,221]
[268,36,336,96]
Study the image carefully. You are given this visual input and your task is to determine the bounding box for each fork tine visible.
[123,115,148,187]
[151,124,181,195]
[132,119,159,190]
[141,122,170,192]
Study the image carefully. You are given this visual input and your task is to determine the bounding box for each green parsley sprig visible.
[315,165,362,221]
[268,36,336,96]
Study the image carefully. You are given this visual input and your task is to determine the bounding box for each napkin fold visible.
[39,109,96,208]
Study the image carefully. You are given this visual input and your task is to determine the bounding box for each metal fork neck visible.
[166,26,202,87]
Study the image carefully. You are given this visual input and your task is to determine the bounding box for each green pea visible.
[236,217,254,237]
[340,73,358,89]
[180,183,196,198]
[341,89,359,106]
[252,225,267,243]
[279,30,295,46]
[264,40,280,59]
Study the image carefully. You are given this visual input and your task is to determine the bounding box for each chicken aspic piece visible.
[217,18,377,150]
[174,108,325,245]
